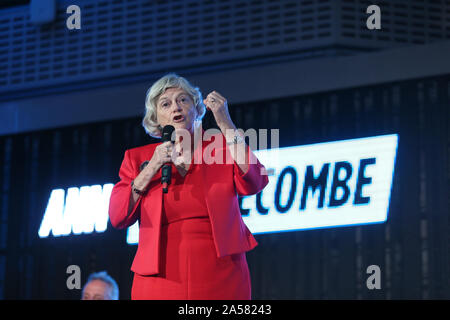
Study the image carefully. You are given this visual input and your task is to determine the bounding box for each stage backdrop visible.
[0,74,448,299]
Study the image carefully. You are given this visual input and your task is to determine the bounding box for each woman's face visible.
[156,87,198,134]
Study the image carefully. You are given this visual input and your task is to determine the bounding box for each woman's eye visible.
[179,96,190,103]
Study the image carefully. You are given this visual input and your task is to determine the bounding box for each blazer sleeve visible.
[108,149,142,229]
[233,144,269,196]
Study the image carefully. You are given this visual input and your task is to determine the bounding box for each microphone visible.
[161,125,175,193]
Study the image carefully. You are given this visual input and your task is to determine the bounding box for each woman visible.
[108,73,268,300]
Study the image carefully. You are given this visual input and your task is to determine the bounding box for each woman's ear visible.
[193,104,199,120]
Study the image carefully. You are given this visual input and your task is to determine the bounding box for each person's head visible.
[142,73,206,138]
[81,271,119,300]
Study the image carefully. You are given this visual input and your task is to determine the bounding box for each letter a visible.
[366,265,381,290]
[366,5,381,30]
[66,265,81,290]
[66,5,81,30]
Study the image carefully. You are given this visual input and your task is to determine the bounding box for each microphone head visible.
[161,125,175,143]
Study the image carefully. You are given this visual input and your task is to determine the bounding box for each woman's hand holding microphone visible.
[131,141,174,195]
[132,134,189,197]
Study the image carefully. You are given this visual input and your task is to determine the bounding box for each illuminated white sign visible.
[39,134,397,243]
[241,134,398,234]
[38,184,113,237]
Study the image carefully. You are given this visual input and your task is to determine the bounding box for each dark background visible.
[0,0,449,299]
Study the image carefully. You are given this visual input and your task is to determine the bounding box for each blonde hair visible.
[142,73,206,138]
[82,271,119,300]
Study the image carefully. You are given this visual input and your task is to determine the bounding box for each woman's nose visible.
[172,100,182,110]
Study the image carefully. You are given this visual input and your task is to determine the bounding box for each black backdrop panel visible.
[0,74,448,299]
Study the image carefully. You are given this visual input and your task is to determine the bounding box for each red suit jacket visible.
[109,132,269,276]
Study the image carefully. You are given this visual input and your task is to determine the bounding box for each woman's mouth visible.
[173,115,184,123]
